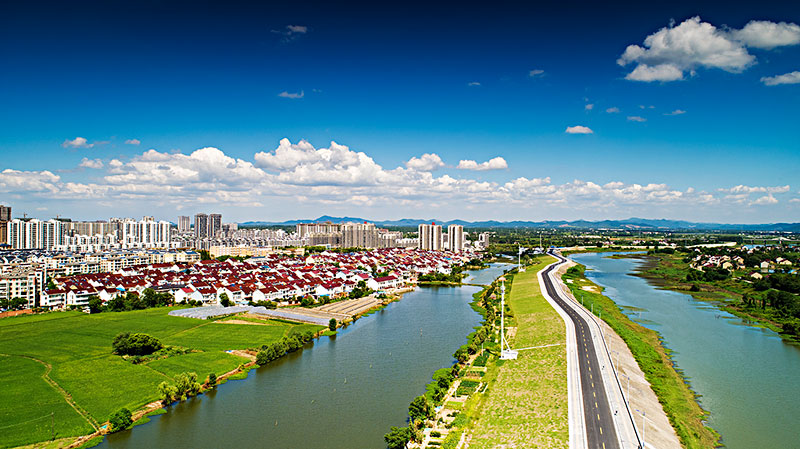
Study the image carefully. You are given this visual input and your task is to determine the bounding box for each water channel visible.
[98,263,509,449]
[570,252,800,449]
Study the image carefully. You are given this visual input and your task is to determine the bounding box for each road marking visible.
[595,401,598,408]
[600,426,603,435]
[597,413,600,420]
[593,392,596,398]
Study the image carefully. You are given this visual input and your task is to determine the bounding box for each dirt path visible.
[16,354,100,431]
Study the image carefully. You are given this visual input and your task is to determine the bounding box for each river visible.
[570,252,800,449]
[97,263,509,449]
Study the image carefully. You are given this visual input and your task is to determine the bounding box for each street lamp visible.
[634,408,649,449]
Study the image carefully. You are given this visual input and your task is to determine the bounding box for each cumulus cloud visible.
[529,69,545,77]
[619,17,800,82]
[732,20,800,49]
[278,90,304,99]
[62,137,93,149]
[456,157,508,171]
[761,71,800,86]
[125,139,141,145]
[585,104,594,111]
[287,25,308,34]
[5,140,795,217]
[79,158,104,169]
[606,107,620,113]
[406,153,445,171]
[665,109,686,115]
[627,116,647,122]
[565,125,593,134]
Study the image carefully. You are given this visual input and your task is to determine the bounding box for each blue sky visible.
[1,0,799,223]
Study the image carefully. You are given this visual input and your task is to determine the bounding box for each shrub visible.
[112,333,163,356]
[109,408,132,432]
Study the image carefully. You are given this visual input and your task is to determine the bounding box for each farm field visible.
[468,256,570,448]
[0,308,322,448]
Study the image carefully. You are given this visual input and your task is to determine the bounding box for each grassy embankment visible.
[562,264,719,449]
[467,255,568,448]
[435,255,569,449]
[0,308,321,449]
[628,252,796,339]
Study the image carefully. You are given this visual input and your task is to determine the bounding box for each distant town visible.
[0,203,490,311]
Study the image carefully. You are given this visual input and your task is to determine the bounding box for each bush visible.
[112,333,163,356]
[109,408,132,432]
[329,318,337,331]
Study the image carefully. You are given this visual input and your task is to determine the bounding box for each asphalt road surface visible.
[543,252,621,449]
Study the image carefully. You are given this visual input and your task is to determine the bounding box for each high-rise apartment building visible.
[448,224,464,252]
[194,213,209,239]
[178,216,191,232]
[418,222,442,251]
[0,221,7,245]
[209,214,222,238]
[341,222,379,248]
[119,217,171,248]
[8,219,64,250]
[0,205,11,222]
[296,221,341,237]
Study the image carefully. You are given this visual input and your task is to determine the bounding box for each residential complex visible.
[34,248,473,310]
[418,222,443,251]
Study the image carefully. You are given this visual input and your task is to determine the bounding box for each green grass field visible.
[468,256,570,449]
[0,355,94,448]
[0,308,322,448]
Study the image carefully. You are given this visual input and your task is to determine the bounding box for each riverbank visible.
[0,308,322,449]
[622,252,799,343]
[562,262,719,448]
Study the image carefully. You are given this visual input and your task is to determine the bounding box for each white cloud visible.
[62,137,93,149]
[665,109,686,115]
[565,125,594,134]
[529,69,545,77]
[721,185,790,194]
[406,153,445,171]
[5,140,796,219]
[585,104,594,111]
[287,25,308,34]
[456,157,508,171]
[467,82,481,86]
[751,195,778,205]
[620,17,800,82]
[761,71,800,86]
[125,139,141,145]
[732,20,800,50]
[625,63,685,82]
[278,90,304,99]
[606,107,620,113]
[627,116,647,122]
[79,158,104,169]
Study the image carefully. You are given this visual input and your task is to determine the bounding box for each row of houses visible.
[40,248,474,309]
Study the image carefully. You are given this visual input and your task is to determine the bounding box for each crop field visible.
[468,256,570,449]
[0,308,322,448]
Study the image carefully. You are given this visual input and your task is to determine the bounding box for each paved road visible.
[542,252,621,449]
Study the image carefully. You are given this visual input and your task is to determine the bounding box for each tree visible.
[219,293,232,307]
[384,426,411,449]
[107,295,126,312]
[328,318,337,331]
[158,381,177,405]
[408,395,431,423]
[199,250,211,261]
[88,295,104,314]
[109,408,132,432]
[112,333,163,356]
[207,372,217,387]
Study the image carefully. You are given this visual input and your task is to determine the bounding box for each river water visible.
[571,252,800,449]
[98,264,508,449]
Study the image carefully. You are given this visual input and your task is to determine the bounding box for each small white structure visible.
[499,279,518,360]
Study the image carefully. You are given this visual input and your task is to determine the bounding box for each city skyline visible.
[1,0,799,223]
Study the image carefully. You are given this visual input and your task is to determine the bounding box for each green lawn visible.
[468,256,569,449]
[0,355,94,449]
[0,307,322,448]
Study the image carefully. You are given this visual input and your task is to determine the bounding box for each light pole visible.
[635,408,647,449]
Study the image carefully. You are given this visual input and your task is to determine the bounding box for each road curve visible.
[541,252,621,449]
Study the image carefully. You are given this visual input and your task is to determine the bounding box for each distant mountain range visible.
[239,215,800,232]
